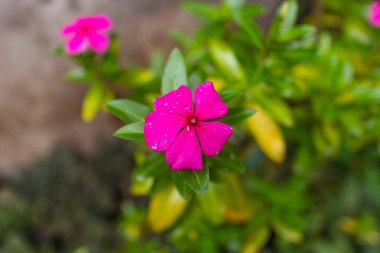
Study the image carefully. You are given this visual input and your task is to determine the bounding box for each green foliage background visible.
[1,0,380,252]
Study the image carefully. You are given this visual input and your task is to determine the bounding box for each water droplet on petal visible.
[183,105,190,111]
[176,92,181,97]
[219,109,225,115]
[168,110,173,113]
[164,102,168,106]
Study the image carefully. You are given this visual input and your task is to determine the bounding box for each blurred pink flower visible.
[370,1,380,26]
[144,82,233,171]
[61,14,112,55]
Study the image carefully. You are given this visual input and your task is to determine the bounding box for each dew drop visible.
[164,102,168,106]
[168,110,173,113]
[176,92,181,97]
[183,105,190,111]
[218,109,225,115]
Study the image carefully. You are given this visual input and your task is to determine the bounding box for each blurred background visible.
[1,0,379,253]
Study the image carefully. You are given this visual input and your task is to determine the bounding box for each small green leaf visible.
[242,4,266,16]
[280,25,316,42]
[279,0,298,34]
[221,107,256,125]
[208,149,245,173]
[113,122,145,141]
[66,68,89,83]
[53,47,65,56]
[253,94,295,127]
[120,69,155,87]
[224,0,246,9]
[209,39,246,82]
[174,165,209,195]
[220,89,243,103]
[135,153,167,180]
[182,2,221,20]
[107,99,150,123]
[162,48,187,94]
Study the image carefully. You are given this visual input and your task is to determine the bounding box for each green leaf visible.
[66,68,89,83]
[134,153,167,180]
[253,94,294,127]
[121,69,154,87]
[173,165,209,195]
[220,107,256,125]
[280,25,316,42]
[107,99,150,123]
[208,149,245,173]
[197,183,225,224]
[172,172,193,199]
[182,2,221,20]
[208,39,246,81]
[224,0,246,9]
[162,48,187,94]
[242,4,266,16]
[113,122,145,141]
[53,47,65,56]
[232,11,264,49]
[279,0,298,34]
[220,89,243,103]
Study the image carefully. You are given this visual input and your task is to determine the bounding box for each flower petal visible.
[90,14,113,30]
[195,81,228,120]
[196,122,233,157]
[77,14,113,30]
[154,85,194,115]
[88,33,110,54]
[66,35,87,55]
[166,126,203,170]
[371,2,380,26]
[61,23,77,36]
[144,112,186,152]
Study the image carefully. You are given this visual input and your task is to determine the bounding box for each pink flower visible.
[61,14,112,55]
[144,82,233,170]
[370,1,380,26]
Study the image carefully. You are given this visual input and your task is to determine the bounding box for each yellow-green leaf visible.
[221,173,253,224]
[147,186,189,233]
[130,176,154,196]
[247,105,286,163]
[81,83,104,123]
[242,227,270,253]
[197,183,225,225]
[208,39,245,82]
[272,220,303,243]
